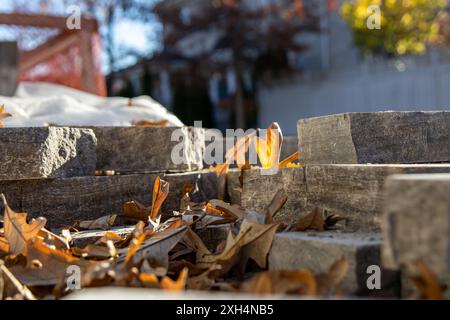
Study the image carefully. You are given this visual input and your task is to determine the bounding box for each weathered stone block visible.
[306,164,450,231]
[382,174,450,275]
[269,232,400,297]
[298,112,450,164]
[93,126,204,173]
[280,136,298,161]
[0,127,97,180]
[241,167,307,223]
[0,170,218,229]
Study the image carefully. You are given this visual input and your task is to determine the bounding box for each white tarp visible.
[0,82,184,127]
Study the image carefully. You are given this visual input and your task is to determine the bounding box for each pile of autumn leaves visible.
[0,175,351,300]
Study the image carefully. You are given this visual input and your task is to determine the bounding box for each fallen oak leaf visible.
[138,272,159,288]
[131,119,169,127]
[263,189,288,224]
[315,256,349,296]
[0,260,36,300]
[324,213,347,230]
[278,152,300,168]
[241,270,317,296]
[1,194,47,256]
[209,199,245,220]
[0,105,12,128]
[291,208,325,232]
[150,177,170,220]
[10,237,95,287]
[122,200,149,222]
[77,214,117,230]
[0,236,9,253]
[410,260,446,300]
[254,122,283,170]
[237,220,279,274]
[118,226,188,270]
[209,131,256,175]
[161,267,188,291]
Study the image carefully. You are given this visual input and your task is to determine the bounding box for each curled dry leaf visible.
[0,260,36,300]
[119,226,188,270]
[278,152,300,168]
[316,256,349,296]
[209,131,256,175]
[291,208,325,232]
[10,237,95,287]
[410,260,446,300]
[208,199,245,220]
[241,270,317,296]
[161,267,188,292]
[1,194,47,256]
[150,177,170,220]
[0,105,12,128]
[254,122,283,170]
[78,214,117,230]
[123,200,149,222]
[263,189,288,224]
[131,119,169,127]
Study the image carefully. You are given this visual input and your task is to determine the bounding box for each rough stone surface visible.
[269,231,400,298]
[93,126,205,173]
[298,111,450,164]
[0,170,218,229]
[382,174,450,275]
[0,127,97,180]
[226,169,242,205]
[306,164,450,231]
[280,136,298,161]
[241,167,307,223]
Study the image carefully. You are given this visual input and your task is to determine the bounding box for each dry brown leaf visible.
[138,273,159,288]
[0,237,9,253]
[292,208,325,232]
[123,200,149,222]
[324,213,347,230]
[0,105,12,128]
[161,267,188,291]
[150,177,170,220]
[209,199,245,220]
[10,237,95,287]
[254,122,283,169]
[0,260,36,300]
[279,152,300,168]
[316,257,349,295]
[72,242,116,260]
[237,220,278,271]
[209,163,230,176]
[119,226,187,269]
[209,131,256,175]
[131,119,169,127]
[78,214,117,230]
[410,260,446,300]
[1,194,47,256]
[263,189,288,224]
[241,270,317,296]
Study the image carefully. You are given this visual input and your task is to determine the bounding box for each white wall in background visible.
[257,61,450,135]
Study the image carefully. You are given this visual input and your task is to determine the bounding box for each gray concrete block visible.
[241,167,307,224]
[298,112,450,164]
[0,127,97,180]
[0,170,218,229]
[382,174,450,275]
[93,126,205,173]
[306,164,450,231]
[269,232,400,297]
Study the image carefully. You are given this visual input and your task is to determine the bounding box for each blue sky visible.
[0,0,160,72]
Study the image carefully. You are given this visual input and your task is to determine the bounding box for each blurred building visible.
[110,0,450,134]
